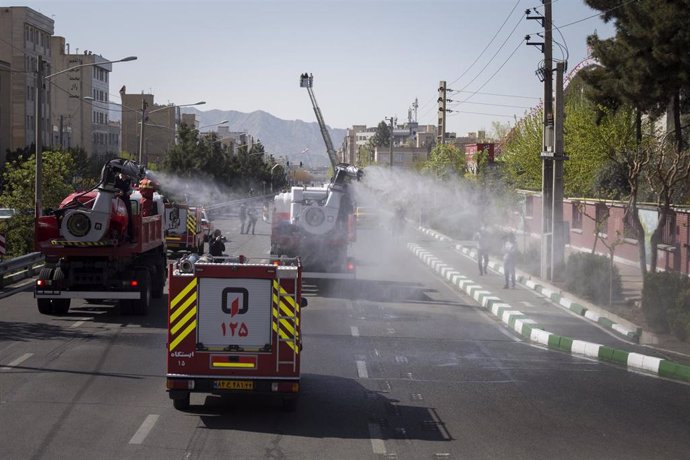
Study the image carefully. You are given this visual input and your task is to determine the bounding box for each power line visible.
[448,89,540,100]
[448,0,522,88]
[448,110,517,119]
[417,0,523,115]
[458,39,526,105]
[448,100,530,109]
[454,14,525,95]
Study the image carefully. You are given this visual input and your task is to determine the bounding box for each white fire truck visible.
[166,254,306,410]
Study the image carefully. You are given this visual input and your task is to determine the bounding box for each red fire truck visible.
[166,255,306,410]
[164,202,204,254]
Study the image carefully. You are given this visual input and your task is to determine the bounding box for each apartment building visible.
[50,36,119,158]
[120,92,176,167]
[0,6,54,166]
[341,122,437,167]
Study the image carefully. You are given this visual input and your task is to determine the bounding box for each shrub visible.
[517,242,541,277]
[641,271,690,333]
[565,252,622,304]
[669,289,690,341]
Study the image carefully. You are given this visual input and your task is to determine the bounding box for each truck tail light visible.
[167,379,195,390]
[130,280,139,287]
[346,261,355,272]
[271,382,299,393]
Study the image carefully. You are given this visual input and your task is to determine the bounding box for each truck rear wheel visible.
[36,268,70,315]
[51,268,70,315]
[172,393,190,411]
[133,268,151,316]
[152,261,165,299]
[37,268,54,314]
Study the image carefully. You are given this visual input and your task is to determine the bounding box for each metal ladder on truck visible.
[275,266,299,372]
[300,73,338,170]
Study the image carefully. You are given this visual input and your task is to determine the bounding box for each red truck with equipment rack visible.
[166,254,306,410]
[164,202,205,254]
[34,159,166,315]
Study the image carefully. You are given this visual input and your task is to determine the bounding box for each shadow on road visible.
[306,279,465,307]
[0,320,95,343]
[190,374,453,442]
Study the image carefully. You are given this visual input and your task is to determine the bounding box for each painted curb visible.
[418,225,641,342]
[407,241,690,385]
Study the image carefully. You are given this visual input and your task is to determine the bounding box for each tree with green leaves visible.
[0,151,77,256]
[369,121,391,148]
[499,107,543,191]
[584,0,690,151]
[421,143,466,180]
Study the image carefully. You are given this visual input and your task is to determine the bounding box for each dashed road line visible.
[1,352,33,370]
[356,360,369,379]
[129,414,159,445]
[70,320,86,328]
[350,326,359,337]
[368,422,386,455]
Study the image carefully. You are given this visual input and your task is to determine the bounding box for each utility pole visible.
[386,116,396,167]
[527,1,554,280]
[552,60,567,280]
[437,80,447,145]
[138,96,148,166]
[34,55,44,219]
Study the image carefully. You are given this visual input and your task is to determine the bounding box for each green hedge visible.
[564,253,622,304]
[642,272,690,340]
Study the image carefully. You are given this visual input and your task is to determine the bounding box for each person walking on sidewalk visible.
[474,225,490,275]
[502,232,517,288]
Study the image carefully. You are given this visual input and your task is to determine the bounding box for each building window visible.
[525,195,534,218]
[595,203,609,235]
[571,202,583,230]
[662,211,676,245]
[623,208,637,239]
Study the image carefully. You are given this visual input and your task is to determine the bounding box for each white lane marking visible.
[386,328,395,334]
[520,301,535,308]
[129,414,160,445]
[356,360,369,379]
[1,353,33,370]
[395,355,408,364]
[351,326,359,337]
[70,320,86,328]
[368,422,386,455]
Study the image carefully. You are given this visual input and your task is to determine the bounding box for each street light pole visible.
[35,55,137,218]
[138,97,148,164]
[34,55,44,219]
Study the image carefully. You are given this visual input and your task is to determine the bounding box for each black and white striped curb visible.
[417,226,641,342]
[407,241,690,384]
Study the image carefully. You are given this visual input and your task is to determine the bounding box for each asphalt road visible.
[1,214,689,459]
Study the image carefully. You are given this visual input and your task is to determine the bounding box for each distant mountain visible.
[181,107,346,167]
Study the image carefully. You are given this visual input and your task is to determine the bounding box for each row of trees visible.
[0,124,285,257]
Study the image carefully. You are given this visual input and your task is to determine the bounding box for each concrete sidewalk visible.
[415,225,690,383]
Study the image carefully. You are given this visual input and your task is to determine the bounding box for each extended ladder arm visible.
[300,73,338,170]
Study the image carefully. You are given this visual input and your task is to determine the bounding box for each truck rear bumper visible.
[35,290,140,299]
[167,376,299,397]
[303,271,356,280]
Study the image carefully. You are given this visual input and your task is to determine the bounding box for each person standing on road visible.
[474,225,490,275]
[246,206,258,235]
[502,232,517,288]
[239,203,247,234]
[209,229,226,257]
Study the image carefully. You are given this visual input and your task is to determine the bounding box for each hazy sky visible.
[27,0,614,136]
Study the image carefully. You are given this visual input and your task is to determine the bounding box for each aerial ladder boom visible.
[300,73,338,169]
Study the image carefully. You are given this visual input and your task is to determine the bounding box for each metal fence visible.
[0,252,44,288]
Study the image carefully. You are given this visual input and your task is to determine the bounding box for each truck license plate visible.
[213,380,254,390]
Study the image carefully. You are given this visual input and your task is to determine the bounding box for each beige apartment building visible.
[120,92,176,167]
[50,36,119,158]
[0,6,54,166]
